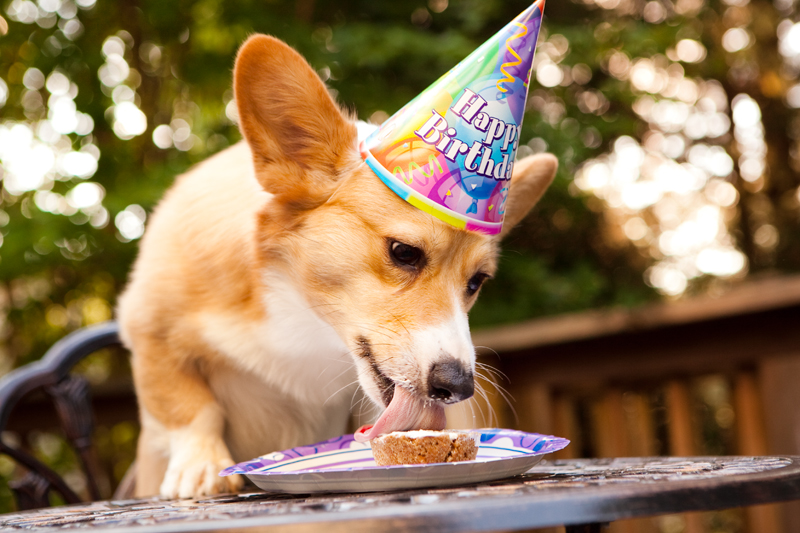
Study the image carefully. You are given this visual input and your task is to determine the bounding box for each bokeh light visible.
[675,39,707,63]
[575,54,748,295]
[97,34,148,140]
[722,28,751,52]
[779,21,800,58]
[115,205,146,241]
[0,78,7,108]
[66,182,104,210]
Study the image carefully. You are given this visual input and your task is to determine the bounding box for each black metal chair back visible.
[0,321,122,510]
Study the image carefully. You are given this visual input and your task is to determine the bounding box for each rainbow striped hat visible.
[360,1,545,235]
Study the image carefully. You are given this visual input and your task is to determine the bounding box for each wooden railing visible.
[447,274,800,533]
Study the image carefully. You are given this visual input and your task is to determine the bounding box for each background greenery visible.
[0,0,798,513]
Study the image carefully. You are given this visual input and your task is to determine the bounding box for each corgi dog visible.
[117,34,557,499]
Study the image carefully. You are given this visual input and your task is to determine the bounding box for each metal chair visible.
[0,321,123,510]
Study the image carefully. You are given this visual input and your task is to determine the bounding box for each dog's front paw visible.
[160,452,243,499]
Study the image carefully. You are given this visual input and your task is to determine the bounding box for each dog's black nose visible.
[427,358,474,404]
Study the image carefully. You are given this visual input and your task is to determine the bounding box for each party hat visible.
[360,1,545,235]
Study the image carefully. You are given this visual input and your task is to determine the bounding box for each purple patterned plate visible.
[220,429,569,493]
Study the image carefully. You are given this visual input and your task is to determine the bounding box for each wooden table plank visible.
[1,457,799,533]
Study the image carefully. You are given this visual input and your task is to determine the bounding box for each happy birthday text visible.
[413,88,521,181]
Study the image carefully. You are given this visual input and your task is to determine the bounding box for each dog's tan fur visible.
[118,35,557,498]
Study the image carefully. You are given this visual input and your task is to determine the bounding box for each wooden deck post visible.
[734,371,783,533]
[515,382,553,435]
[665,380,705,533]
[759,355,800,533]
[593,388,629,458]
[553,394,579,459]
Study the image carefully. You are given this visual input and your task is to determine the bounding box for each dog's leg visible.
[132,333,243,499]
[158,402,242,498]
[133,411,169,497]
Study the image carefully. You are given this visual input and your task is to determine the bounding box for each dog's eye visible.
[466,273,489,296]
[390,241,423,267]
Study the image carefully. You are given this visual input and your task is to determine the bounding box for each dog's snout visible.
[427,358,474,404]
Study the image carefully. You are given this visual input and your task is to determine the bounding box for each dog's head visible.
[234,35,557,437]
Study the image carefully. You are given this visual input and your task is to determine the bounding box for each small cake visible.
[371,430,479,466]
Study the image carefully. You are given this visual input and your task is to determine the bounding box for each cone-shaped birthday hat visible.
[360,1,545,235]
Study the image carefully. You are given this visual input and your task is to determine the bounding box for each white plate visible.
[220,429,569,493]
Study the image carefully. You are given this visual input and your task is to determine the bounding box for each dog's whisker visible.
[352,390,380,420]
[461,396,477,428]
[349,378,375,411]
[318,361,358,386]
[470,398,480,428]
[353,395,369,416]
[475,368,502,387]
[474,346,502,362]
[475,371,518,427]
[350,387,363,412]
[324,379,360,406]
[475,391,491,427]
[494,386,518,425]
[323,320,400,340]
[469,381,490,426]
[476,379,502,428]
[341,319,406,338]
[476,383,495,427]
[475,361,508,382]
[469,396,484,428]
[477,370,516,405]
[476,376,495,422]
[387,311,411,336]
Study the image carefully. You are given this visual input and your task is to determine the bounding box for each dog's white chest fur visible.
[198,273,357,461]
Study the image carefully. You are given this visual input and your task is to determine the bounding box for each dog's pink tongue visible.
[354,386,446,442]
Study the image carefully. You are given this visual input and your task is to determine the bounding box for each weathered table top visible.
[2,456,800,533]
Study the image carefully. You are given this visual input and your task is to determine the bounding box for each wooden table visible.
[2,456,800,532]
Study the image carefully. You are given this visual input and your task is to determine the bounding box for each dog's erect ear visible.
[234,35,357,200]
[498,153,558,240]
